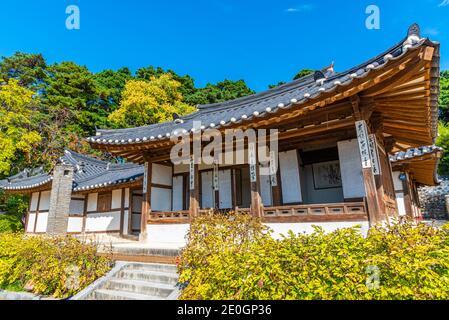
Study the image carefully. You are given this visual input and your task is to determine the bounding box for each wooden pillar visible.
[189,156,200,218]
[119,188,126,235]
[402,173,414,219]
[249,142,263,217]
[140,161,152,241]
[355,120,383,225]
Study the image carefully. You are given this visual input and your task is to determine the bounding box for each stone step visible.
[106,279,174,298]
[118,269,178,285]
[93,289,161,300]
[125,263,178,273]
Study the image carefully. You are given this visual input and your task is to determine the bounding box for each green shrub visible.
[0,233,112,298]
[0,215,23,233]
[0,193,27,233]
[178,213,449,300]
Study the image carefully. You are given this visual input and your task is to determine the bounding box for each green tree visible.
[0,52,47,88]
[436,122,449,176]
[293,69,314,80]
[94,67,133,113]
[187,79,255,105]
[439,71,449,123]
[108,74,197,128]
[0,79,42,175]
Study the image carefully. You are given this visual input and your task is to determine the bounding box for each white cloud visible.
[285,4,313,13]
[439,0,449,7]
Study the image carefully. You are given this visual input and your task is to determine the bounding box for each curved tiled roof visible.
[87,24,439,152]
[0,150,144,193]
[389,145,443,163]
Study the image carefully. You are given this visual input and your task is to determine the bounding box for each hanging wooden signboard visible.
[249,143,257,183]
[355,120,372,169]
[143,162,149,194]
[368,134,381,176]
[189,156,195,191]
[269,150,278,187]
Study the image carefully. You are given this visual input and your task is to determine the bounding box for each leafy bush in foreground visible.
[178,213,449,300]
[0,233,112,298]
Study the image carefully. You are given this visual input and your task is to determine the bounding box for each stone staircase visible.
[72,262,180,300]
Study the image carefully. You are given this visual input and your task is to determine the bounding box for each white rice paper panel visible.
[26,213,36,233]
[111,189,122,209]
[38,191,51,211]
[279,150,302,204]
[151,187,172,212]
[152,164,173,186]
[337,140,366,199]
[218,170,232,209]
[201,171,214,209]
[30,192,39,212]
[124,188,130,208]
[35,212,48,233]
[67,217,83,233]
[87,193,98,212]
[85,211,121,232]
[172,176,184,211]
[259,171,273,206]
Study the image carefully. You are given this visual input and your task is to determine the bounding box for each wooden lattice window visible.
[97,192,112,212]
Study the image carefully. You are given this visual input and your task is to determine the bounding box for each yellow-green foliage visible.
[0,233,112,298]
[178,213,449,300]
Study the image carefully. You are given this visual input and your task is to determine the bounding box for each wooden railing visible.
[148,202,368,224]
[261,202,368,223]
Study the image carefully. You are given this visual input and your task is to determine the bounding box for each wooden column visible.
[402,173,414,219]
[140,161,152,241]
[189,156,200,218]
[119,188,126,235]
[355,120,382,226]
[249,142,263,217]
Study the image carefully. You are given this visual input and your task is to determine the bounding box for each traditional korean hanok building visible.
[389,146,443,220]
[84,24,440,242]
[0,150,144,236]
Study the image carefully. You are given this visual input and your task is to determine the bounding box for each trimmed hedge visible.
[178,213,449,300]
[0,233,112,298]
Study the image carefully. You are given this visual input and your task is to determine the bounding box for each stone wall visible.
[46,164,74,235]
[418,178,449,220]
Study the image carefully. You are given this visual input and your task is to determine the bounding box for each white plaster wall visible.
[152,164,173,186]
[146,224,190,246]
[39,191,51,211]
[279,150,302,204]
[35,212,48,233]
[85,211,121,232]
[111,189,122,209]
[392,171,403,191]
[144,222,370,248]
[122,209,129,235]
[67,217,83,233]
[337,139,365,199]
[259,172,273,206]
[396,192,407,216]
[30,192,39,212]
[151,187,172,211]
[26,213,36,232]
[87,193,98,212]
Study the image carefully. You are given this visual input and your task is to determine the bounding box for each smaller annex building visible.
[0,150,143,236]
[390,145,442,219]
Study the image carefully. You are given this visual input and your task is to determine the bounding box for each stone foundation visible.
[418,178,449,220]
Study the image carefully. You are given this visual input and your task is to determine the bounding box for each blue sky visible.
[0,0,447,91]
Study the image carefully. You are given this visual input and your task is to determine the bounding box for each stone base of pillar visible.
[139,231,148,242]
